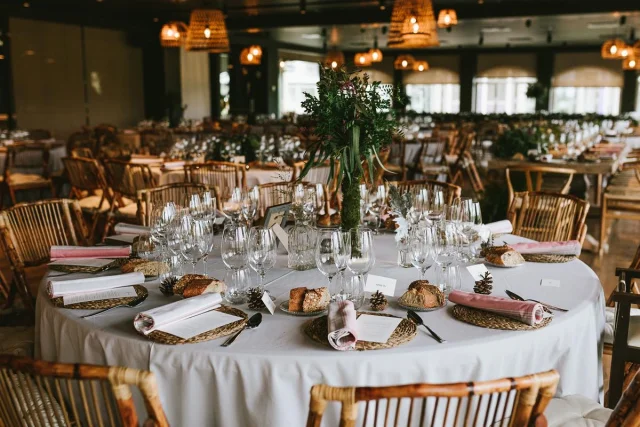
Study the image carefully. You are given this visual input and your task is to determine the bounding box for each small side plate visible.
[397,300,446,312]
[484,260,525,268]
[278,300,327,317]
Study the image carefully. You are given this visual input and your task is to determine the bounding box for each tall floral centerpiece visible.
[300,67,401,231]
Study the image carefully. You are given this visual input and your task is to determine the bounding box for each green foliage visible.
[491,128,540,159]
[388,185,412,218]
[300,66,402,187]
[206,134,260,162]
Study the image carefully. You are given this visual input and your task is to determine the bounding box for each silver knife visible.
[505,290,568,312]
[407,310,446,343]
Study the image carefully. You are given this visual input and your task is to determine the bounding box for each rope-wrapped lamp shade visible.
[437,9,458,28]
[623,56,640,70]
[354,52,372,67]
[160,21,188,48]
[186,9,230,53]
[413,60,429,72]
[388,0,439,48]
[394,54,416,70]
[601,39,627,59]
[369,48,383,62]
[248,45,263,59]
[240,47,261,65]
[324,49,345,69]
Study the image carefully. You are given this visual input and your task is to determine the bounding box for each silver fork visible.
[81,298,145,319]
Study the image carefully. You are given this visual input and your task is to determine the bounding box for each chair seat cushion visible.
[8,173,51,186]
[604,306,640,346]
[77,195,110,213]
[545,395,612,426]
[116,202,139,218]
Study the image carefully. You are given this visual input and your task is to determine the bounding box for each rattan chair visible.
[70,147,95,159]
[0,355,169,427]
[507,191,589,244]
[506,165,575,206]
[417,137,449,181]
[0,199,89,311]
[388,180,462,206]
[184,161,246,199]
[1,143,56,207]
[103,159,157,219]
[137,182,209,226]
[257,182,294,216]
[306,369,559,427]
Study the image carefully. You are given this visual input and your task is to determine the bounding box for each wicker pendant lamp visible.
[324,48,345,69]
[369,33,383,62]
[240,47,261,65]
[394,54,415,70]
[186,9,230,53]
[354,52,373,67]
[388,0,439,48]
[248,45,263,59]
[160,22,188,48]
[437,9,458,28]
[623,56,640,70]
[601,39,627,59]
[413,60,429,72]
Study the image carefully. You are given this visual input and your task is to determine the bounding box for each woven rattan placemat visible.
[452,305,552,331]
[51,285,148,310]
[522,254,576,263]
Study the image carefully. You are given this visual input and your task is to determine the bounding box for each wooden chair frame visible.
[137,182,209,226]
[0,355,168,427]
[387,180,462,206]
[306,370,559,427]
[0,199,89,312]
[2,143,57,207]
[184,161,246,197]
[505,166,575,206]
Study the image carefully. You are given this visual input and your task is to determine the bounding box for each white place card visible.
[261,292,276,315]
[364,275,397,296]
[356,314,403,344]
[466,264,490,281]
[64,286,138,306]
[540,279,561,288]
[272,224,289,252]
[49,258,114,268]
[157,309,243,340]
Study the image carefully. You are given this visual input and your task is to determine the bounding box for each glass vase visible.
[396,235,412,268]
[288,213,317,271]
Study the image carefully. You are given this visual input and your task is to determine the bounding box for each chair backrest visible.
[0,199,89,269]
[0,355,168,427]
[258,182,294,216]
[388,180,462,206]
[419,137,447,165]
[103,160,157,200]
[70,147,95,159]
[137,183,209,226]
[63,157,108,196]
[3,143,51,178]
[507,191,589,244]
[294,161,336,186]
[184,161,246,198]
[306,370,559,427]
[506,166,575,205]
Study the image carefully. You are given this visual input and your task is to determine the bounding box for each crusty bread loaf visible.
[302,287,330,312]
[173,274,207,295]
[399,280,445,309]
[486,250,525,266]
[289,287,307,311]
[182,278,227,298]
[121,259,169,277]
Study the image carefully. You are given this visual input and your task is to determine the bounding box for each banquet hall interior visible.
[1,0,640,425]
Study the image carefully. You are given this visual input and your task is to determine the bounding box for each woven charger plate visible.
[522,254,576,263]
[51,285,148,309]
[304,312,417,351]
[145,306,248,345]
[451,305,552,331]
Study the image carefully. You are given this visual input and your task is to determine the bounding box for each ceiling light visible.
[279,60,286,69]
[389,0,439,48]
[324,48,345,69]
[354,52,372,67]
[394,54,415,70]
[240,47,260,65]
[437,9,458,29]
[369,48,383,62]
[160,22,188,48]
[413,60,429,72]
[601,39,627,59]
[23,2,29,7]
[186,9,230,53]
[623,56,640,70]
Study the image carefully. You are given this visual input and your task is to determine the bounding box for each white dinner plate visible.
[397,300,446,312]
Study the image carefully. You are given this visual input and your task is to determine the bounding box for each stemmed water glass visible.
[408,189,429,226]
[248,226,276,292]
[359,184,369,226]
[409,227,435,280]
[242,187,259,227]
[368,185,387,233]
[182,216,208,274]
[222,187,244,224]
[315,230,340,295]
[332,230,351,298]
[427,190,445,222]
[221,223,249,303]
[433,221,460,297]
[346,228,375,309]
[199,219,216,276]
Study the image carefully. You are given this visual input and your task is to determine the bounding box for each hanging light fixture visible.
[437,9,458,28]
[369,32,383,63]
[324,48,345,69]
[413,60,429,72]
[354,52,372,67]
[619,44,631,58]
[394,54,415,70]
[248,45,263,59]
[160,22,188,48]
[623,56,640,70]
[388,0,439,48]
[240,47,261,65]
[186,9,230,53]
[601,39,626,59]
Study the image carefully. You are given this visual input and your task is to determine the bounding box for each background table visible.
[36,234,605,426]
[153,166,292,187]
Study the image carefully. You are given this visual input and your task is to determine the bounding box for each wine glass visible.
[346,228,375,309]
[427,190,445,223]
[201,190,217,221]
[408,189,429,226]
[315,230,340,295]
[242,187,259,227]
[182,216,207,274]
[332,230,351,298]
[248,226,276,291]
[359,184,370,226]
[222,187,243,224]
[221,223,249,303]
[409,228,435,280]
[185,193,204,219]
[368,185,387,233]
[150,202,177,248]
[136,234,157,261]
[198,219,216,276]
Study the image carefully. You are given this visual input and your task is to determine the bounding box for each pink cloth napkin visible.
[485,220,513,234]
[509,240,581,256]
[50,246,131,260]
[327,300,358,351]
[449,290,544,326]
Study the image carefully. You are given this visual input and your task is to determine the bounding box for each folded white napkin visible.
[47,272,145,298]
[327,300,358,351]
[114,223,151,236]
[485,220,513,235]
[133,293,222,335]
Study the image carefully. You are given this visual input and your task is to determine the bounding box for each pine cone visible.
[474,271,494,295]
[369,291,388,311]
[247,287,266,310]
[160,276,179,296]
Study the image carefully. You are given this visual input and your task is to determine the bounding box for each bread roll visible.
[289,287,307,311]
[302,287,330,312]
[486,250,525,266]
[399,280,445,309]
[173,274,207,295]
[182,278,227,298]
[122,259,169,277]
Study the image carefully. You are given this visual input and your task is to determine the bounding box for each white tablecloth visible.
[153,167,292,188]
[36,234,605,426]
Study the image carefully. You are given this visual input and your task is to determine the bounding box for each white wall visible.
[180,48,211,120]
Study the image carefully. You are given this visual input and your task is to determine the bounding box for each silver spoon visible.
[221,313,262,347]
[81,297,146,319]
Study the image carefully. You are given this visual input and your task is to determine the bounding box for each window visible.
[405,84,460,113]
[550,87,620,115]
[279,60,320,115]
[473,77,536,114]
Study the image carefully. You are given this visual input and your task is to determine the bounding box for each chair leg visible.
[608,351,626,409]
[599,202,608,257]
[8,186,18,206]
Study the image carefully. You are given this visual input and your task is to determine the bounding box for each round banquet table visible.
[36,234,605,426]
[153,166,292,187]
